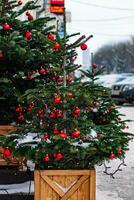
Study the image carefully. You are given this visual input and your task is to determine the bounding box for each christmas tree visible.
[0,0,56,124]
[0,1,132,170]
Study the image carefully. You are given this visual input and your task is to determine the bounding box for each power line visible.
[71,0,134,11]
[73,15,134,22]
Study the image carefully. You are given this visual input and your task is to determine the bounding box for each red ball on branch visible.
[2,23,11,31]
[43,155,50,162]
[25,31,32,40]
[97,134,104,139]
[54,42,60,51]
[26,11,30,16]
[72,130,80,138]
[53,129,60,134]
[49,112,56,119]
[39,68,46,75]
[17,114,24,121]
[27,106,33,112]
[56,152,63,160]
[28,15,33,21]
[109,152,115,160]
[80,43,87,50]
[16,106,23,113]
[92,63,97,69]
[117,148,122,155]
[48,33,55,40]
[67,92,73,98]
[94,102,99,108]
[54,96,62,104]
[59,131,68,138]
[56,110,63,118]
[72,107,81,116]
[18,0,22,5]
[3,148,11,157]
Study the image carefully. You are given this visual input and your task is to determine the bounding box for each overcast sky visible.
[65,0,134,53]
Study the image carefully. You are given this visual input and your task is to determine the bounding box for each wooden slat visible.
[61,176,88,200]
[89,170,96,200]
[34,171,40,200]
[42,175,65,197]
[0,125,17,135]
[37,170,91,176]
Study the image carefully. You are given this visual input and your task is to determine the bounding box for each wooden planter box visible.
[34,170,96,200]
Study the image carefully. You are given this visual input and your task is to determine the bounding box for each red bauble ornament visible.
[109,106,113,111]
[25,31,32,40]
[80,43,87,50]
[27,106,32,112]
[54,96,62,104]
[16,106,23,113]
[3,148,11,157]
[43,134,49,141]
[67,92,73,98]
[49,112,56,119]
[2,23,11,31]
[0,51,4,60]
[59,131,68,138]
[92,63,97,69]
[18,0,22,5]
[43,155,50,162]
[26,11,30,16]
[56,110,63,118]
[28,15,33,21]
[72,130,80,138]
[57,76,63,84]
[48,33,55,40]
[53,129,60,134]
[56,152,63,160]
[54,42,60,51]
[66,76,73,83]
[17,114,24,121]
[72,107,81,116]
[53,153,57,158]
[97,134,104,139]
[37,109,45,117]
[117,148,122,155]
[109,152,115,160]
[39,68,46,75]
[94,102,99,108]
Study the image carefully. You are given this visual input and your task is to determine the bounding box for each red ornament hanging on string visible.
[18,0,22,5]
[39,68,46,75]
[80,43,87,50]
[54,96,62,104]
[48,33,55,40]
[17,114,24,121]
[67,92,73,98]
[109,152,115,160]
[54,42,60,51]
[49,112,56,119]
[72,107,81,117]
[25,31,32,40]
[16,106,23,113]
[72,130,80,138]
[28,14,33,21]
[2,23,11,31]
[43,154,50,162]
[3,148,11,157]
[59,131,68,138]
[92,63,97,69]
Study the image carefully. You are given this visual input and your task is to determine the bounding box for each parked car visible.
[95,73,133,88]
[111,76,134,104]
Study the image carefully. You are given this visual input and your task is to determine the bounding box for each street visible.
[97,105,134,200]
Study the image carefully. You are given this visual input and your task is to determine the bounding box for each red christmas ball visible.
[56,152,63,160]
[25,31,32,40]
[97,134,104,139]
[56,110,63,118]
[92,63,97,69]
[80,43,87,50]
[72,130,80,138]
[53,153,57,158]
[53,129,60,134]
[26,11,30,16]
[16,106,23,113]
[0,51,4,60]
[49,112,56,119]
[66,76,73,83]
[48,33,55,40]
[43,155,50,162]
[39,68,46,75]
[54,96,62,104]
[67,92,73,98]
[3,148,11,157]
[117,148,122,155]
[109,106,113,111]
[28,15,33,21]
[43,134,49,141]
[27,106,32,112]
[54,42,60,51]
[109,152,115,160]
[59,131,68,138]
[37,109,45,117]
[94,102,99,108]
[18,0,22,5]
[72,107,81,116]
[17,114,24,121]
[57,76,63,84]
[2,23,11,31]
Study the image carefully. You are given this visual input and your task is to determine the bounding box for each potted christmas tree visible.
[0,1,132,200]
